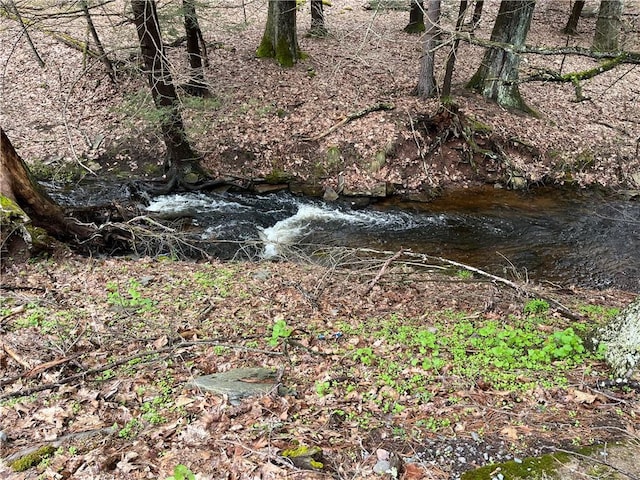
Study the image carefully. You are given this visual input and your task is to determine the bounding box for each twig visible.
[302,103,394,141]
[4,426,118,463]
[0,338,282,401]
[365,249,404,294]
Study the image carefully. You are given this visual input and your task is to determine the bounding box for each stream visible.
[49,183,640,292]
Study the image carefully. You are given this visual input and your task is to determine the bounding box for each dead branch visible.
[455,32,640,63]
[365,248,404,294]
[0,338,282,401]
[353,247,588,322]
[301,103,394,141]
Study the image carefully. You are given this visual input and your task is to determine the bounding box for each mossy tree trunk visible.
[256,0,300,67]
[415,0,441,97]
[0,128,94,249]
[593,0,624,51]
[404,0,425,33]
[183,0,209,96]
[466,0,536,113]
[310,0,327,36]
[562,0,585,35]
[131,0,206,189]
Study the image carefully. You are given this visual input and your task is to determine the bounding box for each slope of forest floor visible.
[1,1,640,479]
[1,0,639,195]
[1,255,639,479]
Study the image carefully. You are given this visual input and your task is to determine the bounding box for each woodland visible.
[1,0,640,479]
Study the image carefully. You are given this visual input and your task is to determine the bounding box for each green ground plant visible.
[269,319,293,346]
[106,279,156,313]
[165,464,196,480]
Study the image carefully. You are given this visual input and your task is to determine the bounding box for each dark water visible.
[47,182,640,292]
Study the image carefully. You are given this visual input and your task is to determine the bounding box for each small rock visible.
[323,187,339,202]
[373,459,392,474]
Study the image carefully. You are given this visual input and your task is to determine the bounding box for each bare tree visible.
[256,0,300,67]
[404,0,425,34]
[466,0,537,113]
[183,0,209,96]
[563,0,585,35]
[416,0,441,98]
[442,1,469,97]
[80,0,115,82]
[131,0,208,190]
[471,0,483,27]
[594,0,624,51]
[310,0,327,36]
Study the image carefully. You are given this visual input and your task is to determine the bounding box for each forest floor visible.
[1,255,639,479]
[1,0,640,479]
[0,0,639,195]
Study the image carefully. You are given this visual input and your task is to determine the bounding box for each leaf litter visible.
[0,254,638,479]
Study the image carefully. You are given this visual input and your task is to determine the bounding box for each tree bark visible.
[416,0,441,98]
[404,0,425,33]
[183,0,209,96]
[256,0,300,67]
[131,0,204,187]
[594,0,624,51]
[442,0,469,97]
[471,0,483,27]
[310,0,327,36]
[466,0,536,114]
[562,0,585,35]
[80,0,115,82]
[0,128,93,242]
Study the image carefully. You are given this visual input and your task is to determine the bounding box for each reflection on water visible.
[48,181,640,292]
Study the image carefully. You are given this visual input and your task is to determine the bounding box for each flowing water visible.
[49,182,640,292]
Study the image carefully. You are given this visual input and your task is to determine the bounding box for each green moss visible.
[264,168,293,183]
[275,36,297,67]
[461,452,570,480]
[282,445,322,458]
[281,444,324,470]
[403,22,425,33]
[0,195,29,224]
[10,445,56,472]
[256,36,275,58]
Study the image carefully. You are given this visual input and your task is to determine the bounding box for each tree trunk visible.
[183,0,209,96]
[471,0,483,27]
[404,0,425,33]
[0,128,93,244]
[256,0,300,67]
[415,0,441,98]
[131,0,204,187]
[7,0,45,67]
[310,0,327,36]
[466,0,536,114]
[80,0,115,82]
[563,0,585,35]
[594,0,624,51]
[442,0,469,97]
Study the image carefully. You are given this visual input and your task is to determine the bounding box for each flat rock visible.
[188,367,278,405]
